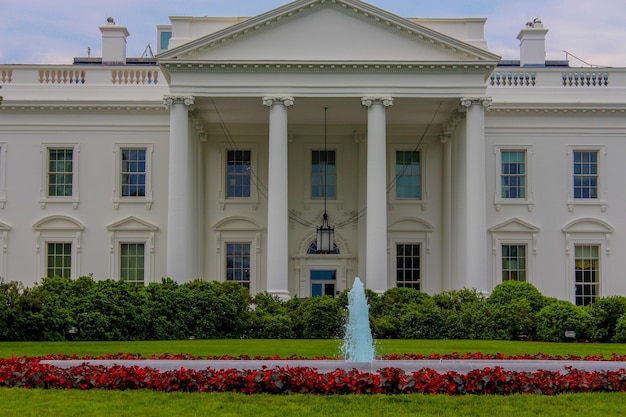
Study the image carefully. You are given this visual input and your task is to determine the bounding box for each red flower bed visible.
[2,356,626,395]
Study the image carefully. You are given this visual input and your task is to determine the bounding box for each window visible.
[34,215,83,279]
[226,150,251,198]
[48,148,73,197]
[40,144,79,208]
[501,244,526,282]
[311,270,336,297]
[107,216,157,285]
[396,243,421,289]
[494,146,533,211]
[567,146,606,211]
[120,243,145,286]
[575,245,599,306]
[47,242,71,278]
[121,149,146,197]
[501,150,526,198]
[226,243,251,289]
[114,144,153,209]
[395,150,421,199]
[311,150,336,199]
[573,150,598,199]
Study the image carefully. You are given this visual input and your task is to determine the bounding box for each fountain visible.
[341,277,375,362]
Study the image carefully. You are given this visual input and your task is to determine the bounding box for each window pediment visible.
[213,216,262,231]
[489,218,540,233]
[107,216,158,232]
[33,215,84,231]
[562,218,613,234]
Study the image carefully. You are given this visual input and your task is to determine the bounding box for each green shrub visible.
[248,292,295,339]
[535,300,594,342]
[589,296,626,341]
[293,296,343,339]
[398,299,443,339]
[487,281,547,312]
[613,312,626,342]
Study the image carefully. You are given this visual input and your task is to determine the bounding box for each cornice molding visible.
[0,103,167,113]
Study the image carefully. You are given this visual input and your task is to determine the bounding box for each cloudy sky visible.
[1,0,624,67]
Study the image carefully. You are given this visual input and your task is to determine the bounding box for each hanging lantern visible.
[316,107,334,254]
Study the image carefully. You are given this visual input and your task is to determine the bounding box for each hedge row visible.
[2,277,626,342]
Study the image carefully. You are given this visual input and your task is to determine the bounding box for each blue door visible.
[311,269,336,297]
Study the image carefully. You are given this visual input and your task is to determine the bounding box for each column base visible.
[268,289,292,301]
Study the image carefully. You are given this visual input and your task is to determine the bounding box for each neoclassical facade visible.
[1,0,625,305]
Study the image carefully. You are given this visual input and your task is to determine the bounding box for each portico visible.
[158,0,500,297]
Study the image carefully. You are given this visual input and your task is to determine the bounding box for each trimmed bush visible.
[589,296,626,342]
[535,300,594,342]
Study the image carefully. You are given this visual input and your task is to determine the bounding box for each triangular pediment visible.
[158,0,499,64]
[489,218,540,233]
[106,216,158,232]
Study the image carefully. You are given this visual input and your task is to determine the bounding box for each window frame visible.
[113,143,153,210]
[574,244,600,306]
[389,145,427,210]
[494,145,533,211]
[567,145,607,212]
[219,144,258,209]
[388,220,432,292]
[40,143,80,209]
[500,243,528,282]
[46,242,73,279]
[489,218,539,288]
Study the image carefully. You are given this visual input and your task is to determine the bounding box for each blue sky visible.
[2,0,624,66]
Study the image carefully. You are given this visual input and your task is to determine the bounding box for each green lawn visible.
[2,338,626,359]
[2,339,626,417]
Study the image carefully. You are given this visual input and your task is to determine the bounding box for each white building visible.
[0,0,624,305]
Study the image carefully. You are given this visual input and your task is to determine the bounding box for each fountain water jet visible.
[341,277,375,362]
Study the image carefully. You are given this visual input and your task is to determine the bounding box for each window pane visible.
[311,150,336,199]
[121,148,147,197]
[226,150,251,198]
[573,151,598,200]
[48,148,73,197]
[396,151,421,199]
[501,151,526,199]
[47,243,71,278]
[396,243,420,289]
[575,244,599,306]
[120,243,145,285]
[501,244,526,282]
[226,243,251,289]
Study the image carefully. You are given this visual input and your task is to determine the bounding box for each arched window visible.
[306,240,340,254]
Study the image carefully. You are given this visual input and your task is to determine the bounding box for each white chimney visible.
[517,18,548,67]
[99,17,130,65]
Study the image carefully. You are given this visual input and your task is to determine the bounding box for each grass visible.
[3,338,626,359]
[2,339,626,416]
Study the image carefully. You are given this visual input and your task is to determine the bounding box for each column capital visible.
[262,96,295,107]
[460,97,492,109]
[163,95,195,107]
[361,96,394,108]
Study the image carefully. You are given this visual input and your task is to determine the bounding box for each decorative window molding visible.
[113,143,154,210]
[33,215,84,279]
[562,217,613,302]
[388,145,428,211]
[40,143,80,209]
[213,216,262,293]
[388,218,433,292]
[106,216,158,285]
[0,221,11,280]
[219,144,258,210]
[489,218,540,288]
[0,142,7,209]
[303,143,343,210]
[567,145,607,212]
[494,145,534,211]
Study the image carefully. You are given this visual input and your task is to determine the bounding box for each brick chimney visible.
[99,17,130,65]
[517,18,548,67]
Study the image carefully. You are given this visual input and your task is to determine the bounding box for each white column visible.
[361,97,393,294]
[460,97,491,293]
[263,96,294,300]
[440,133,452,292]
[164,95,196,282]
